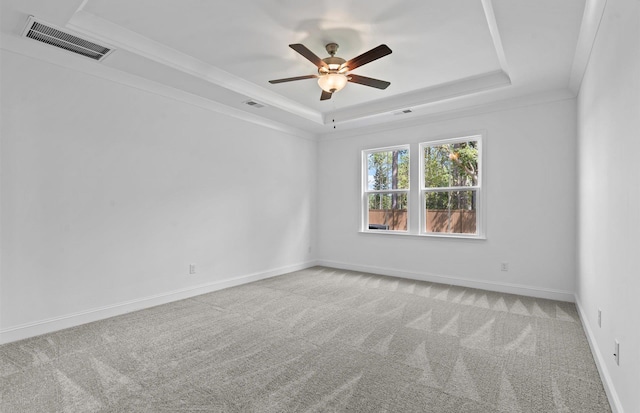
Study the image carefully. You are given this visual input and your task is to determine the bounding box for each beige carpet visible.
[1,266,610,412]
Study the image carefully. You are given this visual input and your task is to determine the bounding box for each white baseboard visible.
[0,259,574,344]
[316,260,575,302]
[0,260,318,345]
[574,295,623,413]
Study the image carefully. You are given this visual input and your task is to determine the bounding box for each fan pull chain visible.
[332,101,337,130]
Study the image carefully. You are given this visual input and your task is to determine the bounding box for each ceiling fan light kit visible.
[269,42,392,101]
[317,73,348,93]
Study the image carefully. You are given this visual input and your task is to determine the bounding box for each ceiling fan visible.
[269,43,392,101]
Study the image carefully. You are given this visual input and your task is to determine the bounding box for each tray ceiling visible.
[1,0,587,136]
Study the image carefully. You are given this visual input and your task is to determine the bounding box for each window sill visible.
[359,230,486,240]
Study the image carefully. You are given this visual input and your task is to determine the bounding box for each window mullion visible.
[422,186,479,192]
[364,189,410,194]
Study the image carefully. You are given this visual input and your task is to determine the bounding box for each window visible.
[361,135,483,238]
[362,146,409,232]
[420,136,482,237]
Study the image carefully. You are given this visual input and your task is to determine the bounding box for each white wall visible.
[0,50,316,342]
[576,0,640,410]
[317,99,577,300]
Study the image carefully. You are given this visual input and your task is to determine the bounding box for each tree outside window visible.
[422,138,481,235]
[364,147,409,231]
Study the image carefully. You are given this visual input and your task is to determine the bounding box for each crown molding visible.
[319,88,575,141]
[327,70,511,124]
[480,0,510,76]
[569,0,608,94]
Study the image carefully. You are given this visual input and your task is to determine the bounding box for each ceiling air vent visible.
[244,100,266,109]
[22,16,113,61]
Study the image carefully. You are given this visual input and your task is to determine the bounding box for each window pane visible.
[423,141,478,187]
[425,190,476,234]
[367,149,409,190]
[368,193,408,231]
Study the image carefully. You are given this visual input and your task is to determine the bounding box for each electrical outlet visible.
[598,309,602,327]
[189,264,196,275]
[500,262,509,272]
[614,340,620,365]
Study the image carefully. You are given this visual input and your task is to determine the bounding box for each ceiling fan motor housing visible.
[320,43,348,74]
[319,56,347,75]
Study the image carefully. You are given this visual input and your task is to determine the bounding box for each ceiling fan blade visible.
[269,74,318,84]
[342,44,392,71]
[348,74,390,89]
[289,44,328,69]
[320,90,332,101]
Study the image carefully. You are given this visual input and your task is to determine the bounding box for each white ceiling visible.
[1,0,589,137]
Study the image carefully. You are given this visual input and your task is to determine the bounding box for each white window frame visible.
[419,135,483,238]
[361,145,410,233]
